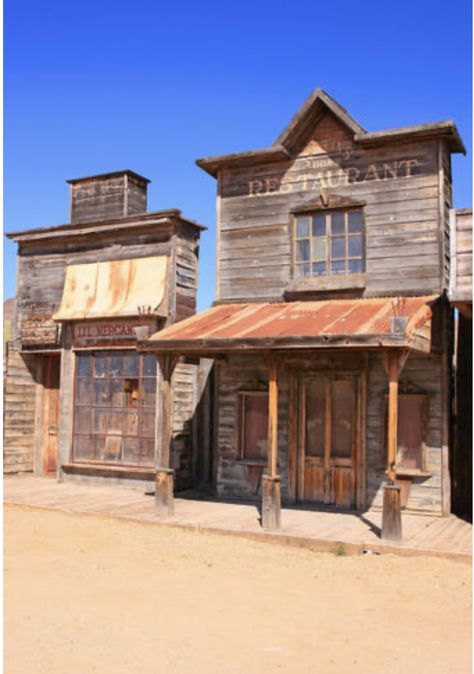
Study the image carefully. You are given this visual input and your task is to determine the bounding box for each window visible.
[383,393,428,473]
[294,209,364,278]
[73,350,156,466]
[239,392,268,461]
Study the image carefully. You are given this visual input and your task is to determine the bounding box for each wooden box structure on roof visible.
[141,89,470,531]
[4,170,210,490]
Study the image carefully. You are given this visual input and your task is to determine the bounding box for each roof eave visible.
[195,145,291,178]
[355,121,466,154]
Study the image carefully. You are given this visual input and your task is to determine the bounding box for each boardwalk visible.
[4,475,472,561]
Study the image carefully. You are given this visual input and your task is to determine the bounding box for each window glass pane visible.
[110,353,125,377]
[348,235,363,258]
[348,211,363,233]
[73,435,94,461]
[142,354,157,377]
[123,437,141,464]
[312,262,327,276]
[296,239,310,262]
[139,439,155,465]
[242,395,268,460]
[296,217,310,238]
[305,380,325,457]
[348,259,364,273]
[331,260,346,274]
[102,432,122,462]
[141,378,156,407]
[74,406,91,432]
[94,353,108,378]
[296,263,311,277]
[140,412,155,438]
[312,214,326,237]
[331,212,345,234]
[123,352,139,377]
[76,377,91,404]
[94,380,113,406]
[312,237,327,261]
[76,353,91,377]
[111,379,127,406]
[331,237,345,260]
[124,411,139,436]
[332,379,355,458]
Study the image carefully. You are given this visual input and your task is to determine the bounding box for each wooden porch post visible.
[155,354,177,516]
[262,355,281,530]
[382,350,402,540]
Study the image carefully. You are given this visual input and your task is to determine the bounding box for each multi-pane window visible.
[294,209,364,278]
[73,350,156,466]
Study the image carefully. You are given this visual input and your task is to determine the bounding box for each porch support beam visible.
[382,349,402,541]
[262,355,281,530]
[155,353,178,516]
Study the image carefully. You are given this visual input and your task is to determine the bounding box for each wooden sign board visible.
[73,319,156,347]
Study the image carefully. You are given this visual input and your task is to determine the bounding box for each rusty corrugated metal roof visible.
[143,296,438,353]
[53,256,168,321]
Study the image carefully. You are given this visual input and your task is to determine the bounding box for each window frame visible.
[72,349,157,467]
[292,207,366,281]
[238,391,269,463]
[382,393,430,476]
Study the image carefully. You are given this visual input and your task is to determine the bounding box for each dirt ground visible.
[4,504,472,674]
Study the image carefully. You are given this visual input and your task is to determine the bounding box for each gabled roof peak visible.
[274,88,365,151]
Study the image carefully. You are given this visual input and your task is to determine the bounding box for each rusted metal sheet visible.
[53,256,168,321]
[146,296,437,351]
[21,316,61,346]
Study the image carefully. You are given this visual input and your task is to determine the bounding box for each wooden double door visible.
[297,373,362,508]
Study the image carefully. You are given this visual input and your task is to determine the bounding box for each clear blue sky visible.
[4,0,472,310]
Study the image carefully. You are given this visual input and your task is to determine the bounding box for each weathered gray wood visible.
[382,483,402,540]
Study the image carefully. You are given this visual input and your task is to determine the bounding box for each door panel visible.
[42,355,60,475]
[299,374,359,508]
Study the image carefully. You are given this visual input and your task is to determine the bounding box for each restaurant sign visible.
[73,319,155,347]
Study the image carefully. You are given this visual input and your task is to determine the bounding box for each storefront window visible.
[73,350,156,466]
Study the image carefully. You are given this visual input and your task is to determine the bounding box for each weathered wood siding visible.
[450,208,472,301]
[215,354,291,501]
[215,350,444,513]
[366,353,443,514]
[3,343,37,473]
[217,112,446,301]
[69,174,147,223]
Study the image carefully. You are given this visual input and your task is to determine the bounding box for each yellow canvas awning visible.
[53,256,168,321]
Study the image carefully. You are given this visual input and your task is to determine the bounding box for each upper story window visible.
[294,209,365,279]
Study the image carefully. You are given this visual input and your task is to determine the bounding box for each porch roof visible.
[141,295,439,355]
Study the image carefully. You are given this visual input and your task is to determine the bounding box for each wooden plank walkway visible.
[4,475,472,561]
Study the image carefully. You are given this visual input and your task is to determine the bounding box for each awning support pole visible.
[262,355,281,530]
[155,354,178,516]
[382,350,402,540]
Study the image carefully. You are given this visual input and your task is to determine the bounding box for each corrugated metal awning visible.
[53,256,168,321]
[141,296,438,354]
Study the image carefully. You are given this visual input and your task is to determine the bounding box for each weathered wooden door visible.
[298,374,359,507]
[42,355,60,475]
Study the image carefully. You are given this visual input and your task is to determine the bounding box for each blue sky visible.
[4,0,472,310]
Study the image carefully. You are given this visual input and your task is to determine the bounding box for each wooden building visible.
[449,207,472,520]
[141,89,468,533]
[4,170,208,490]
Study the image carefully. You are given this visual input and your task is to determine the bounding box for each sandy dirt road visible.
[4,504,471,674]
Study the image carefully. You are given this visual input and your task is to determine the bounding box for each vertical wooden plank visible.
[441,301,452,515]
[33,357,45,476]
[387,350,399,483]
[356,367,367,510]
[216,175,222,302]
[288,369,297,502]
[324,378,332,503]
[267,357,279,477]
[57,325,74,481]
[212,361,220,496]
[297,374,305,501]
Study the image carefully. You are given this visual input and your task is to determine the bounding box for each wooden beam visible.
[387,350,399,484]
[155,353,178,515]
[267,357,279,478]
